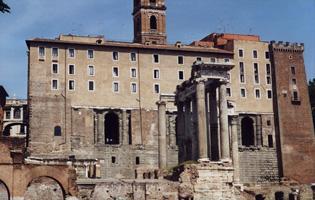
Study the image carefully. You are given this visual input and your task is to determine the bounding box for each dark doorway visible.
[241,117,255,146]
[105,112,119,144]
[275,191,284,200]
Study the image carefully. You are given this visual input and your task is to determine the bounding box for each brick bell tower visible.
[133,0,167,45]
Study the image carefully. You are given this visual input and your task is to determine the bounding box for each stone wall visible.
[238,148,279,183]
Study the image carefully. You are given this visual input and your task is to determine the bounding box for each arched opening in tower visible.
[150,15,157,30]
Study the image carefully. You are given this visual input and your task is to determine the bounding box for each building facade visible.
[2,99,28,137]
[0,0,313,199]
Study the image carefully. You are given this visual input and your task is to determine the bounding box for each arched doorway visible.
[0,180,9,200]
[2,123,27,137]
[24,177,64,200]
[241,117,255,146]
[105,112,120,144]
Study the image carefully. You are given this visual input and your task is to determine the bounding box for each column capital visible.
[194,77,208,84]
[230,115,239,125]
[156,101,166,106]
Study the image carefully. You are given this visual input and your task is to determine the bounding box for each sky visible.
[0,0,314,98]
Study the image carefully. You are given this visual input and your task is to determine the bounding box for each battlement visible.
[270,41,304,52]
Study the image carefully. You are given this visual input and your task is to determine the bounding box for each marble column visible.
[10,107,14,119]
[231,116,240,183]
[196,80,209,161]
[97,113,104,144]
[157,101,167,169]
[177,102,185,163]
[219,83,230,161]
[184,100,192,160]
[20,107,24,120]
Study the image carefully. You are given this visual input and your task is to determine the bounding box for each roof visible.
[25,37,233,55]
[202,33,261,42]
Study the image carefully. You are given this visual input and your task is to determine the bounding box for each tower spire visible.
[133,0,167,45]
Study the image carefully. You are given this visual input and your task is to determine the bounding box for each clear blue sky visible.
[0,0,314,98]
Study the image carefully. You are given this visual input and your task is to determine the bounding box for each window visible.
[240,88,246,98]
[68,64,75,75]
[266,64,271,84]
[238,49,244,57]
[253,50,258,58]
[54,126,62,136]
[153,69,160,79]
[153,54,159,63]
[131,83,137,93]
[224,58,230,63]
[13,108,21,119]
[111,156,116,164]
[178,56,184,64]
[196,57,202,62]
[112,67,119,77]
[254,63,259,84]
[136,157,140,165]
[52,79,58,90]
[291,66,296,75]
[68,48,75,58]
[68,80,75,91]
[265,51,270,59]
[240,62,245,83]
[150,15,157,30]
[267,120,271,126]
[88,65,95,76]
[178,70,184,80]
[227,72,231,82]
[154,84,160,94]
[292,91,299,101]
[113,51,119,61]
[255,89,261,99]
[292,78,297,85]
[5,110,10,119]
[52,47,58,58]
[130,68,137,78]
[226,88,231,97]
[87,49,94,59]
[267,90,272,99]
[39,47,45,58]
[113,82,119,93]
[130,52,137,61]
[88,81,95,91]
[52,63,58,74]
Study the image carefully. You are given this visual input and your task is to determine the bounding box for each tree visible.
[0,0,10,13]
[309,78,315,129]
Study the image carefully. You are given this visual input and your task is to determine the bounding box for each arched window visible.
[150,15,157,30]
[241,117,255,146]
[105,112,119,144]
[54,126,62,136]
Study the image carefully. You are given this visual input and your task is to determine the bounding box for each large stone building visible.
[0,0,314,199]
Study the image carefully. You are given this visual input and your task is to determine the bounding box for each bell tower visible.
[133,0,167,45]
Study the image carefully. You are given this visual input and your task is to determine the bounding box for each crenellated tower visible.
[133,0,167,45]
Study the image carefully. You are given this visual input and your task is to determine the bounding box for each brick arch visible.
[0,179,10,200]
[23,165,76,196]
[25,176,65,200]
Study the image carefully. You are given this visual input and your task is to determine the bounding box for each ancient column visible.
[177,102,185,163]
[10,107,14,119]
[20,107,24,120]
[256,115,262,146]
[231,115,240,183]
[219,83,230,161]
[157,101,167,169]
[97,112,105,144]
[196,80,209,161]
